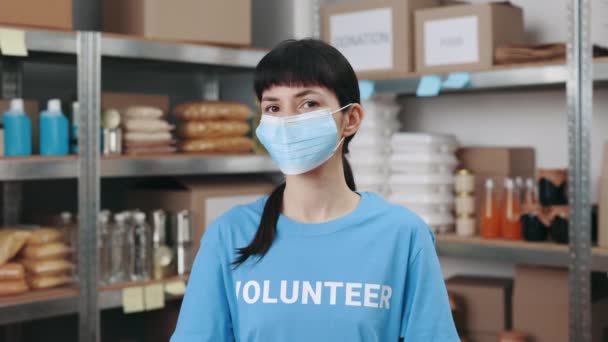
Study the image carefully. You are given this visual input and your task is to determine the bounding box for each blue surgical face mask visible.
[256,104,352,175]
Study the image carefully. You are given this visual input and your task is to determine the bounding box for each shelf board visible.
[0,154,277,180]
[101,154,278,178]
[436,234,608,272]
[0,286,78,325]
[374,57,608,95]
[101,33,268,68]
[0,155,77,181]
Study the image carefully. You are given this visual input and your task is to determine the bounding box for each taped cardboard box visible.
[127,178,274,255]
[415,2,524,73]
[446,276,512,336]
[513,265,608,342]
[0,99,40,154]
[0,0,72,30]
[321,0,439,80]
[103,0,251,46]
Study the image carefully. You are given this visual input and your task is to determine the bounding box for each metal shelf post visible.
[567,0,593,341]
[77,31,101,342]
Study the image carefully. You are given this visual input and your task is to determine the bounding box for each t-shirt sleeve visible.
[400,228,459,341]
[171,224,235,342]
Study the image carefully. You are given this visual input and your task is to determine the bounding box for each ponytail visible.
[233,147,356,267]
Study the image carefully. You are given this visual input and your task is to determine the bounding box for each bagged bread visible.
[124,119,174,133]
[124,131,173,143]
[179,137,254,153]
[124,146,177,155]
[0,230,31,266]
[173,102,251,121]
[27,228,63,245]
[123,106,164,119]
[0,263,25,281]
[177,121,250,139]
[21,259,74,276]
[22,242,70,260]
[28,274,71,289]
[0,279,29,296]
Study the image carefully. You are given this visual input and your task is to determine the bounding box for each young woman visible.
[171,39,458,342]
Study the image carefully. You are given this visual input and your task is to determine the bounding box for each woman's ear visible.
[343,103,363,137]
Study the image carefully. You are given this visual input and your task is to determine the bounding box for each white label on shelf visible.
[122,287,145,314]
[330,8,393,71]
[0,28,28,57]
[144,284,165,311]
[424,16,479,66]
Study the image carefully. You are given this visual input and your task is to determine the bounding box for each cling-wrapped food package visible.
[0,230,32,266]
[179,137,254,153]
[27,228,64,245]
[21,242,71,260]
[0,262,26,281]
[177,121,250,139]
[21,259,74,276]
[173,102,251,121]
[0,279,29,296]
[28,274,72,289]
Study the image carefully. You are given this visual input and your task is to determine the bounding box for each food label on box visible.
[330,8,393,72]
[424,16,479,66]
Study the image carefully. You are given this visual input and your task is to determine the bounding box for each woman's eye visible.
[302,101,319,109]
[265,105,279,113]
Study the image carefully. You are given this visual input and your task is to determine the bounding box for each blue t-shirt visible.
[171,192,458,342]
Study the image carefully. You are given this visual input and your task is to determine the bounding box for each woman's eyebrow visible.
[261,96,279,102]
[294,89,321,98]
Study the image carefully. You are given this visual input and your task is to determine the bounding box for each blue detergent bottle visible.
[2,98,32,156]
[40,99,69,156]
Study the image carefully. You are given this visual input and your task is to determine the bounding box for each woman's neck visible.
[282,154,360,224]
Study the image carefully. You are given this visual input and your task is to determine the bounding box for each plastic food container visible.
[389,192,453,216]
[419,213,455,234]
[388,174,454,195]
[356,173,388,196]
[390,153,458,174]
[391,133,458,154]
[350,132,392,149]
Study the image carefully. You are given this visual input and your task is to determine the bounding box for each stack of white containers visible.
[388,133,459,233]
[347,99,400,196]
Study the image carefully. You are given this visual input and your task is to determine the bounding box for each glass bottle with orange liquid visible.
[480,179,501,239]
[501,178,523,240]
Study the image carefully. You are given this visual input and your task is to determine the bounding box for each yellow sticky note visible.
[0,28,28,57]
[165,280,187,296]
[122,286,145,314]
[144,284,165,311]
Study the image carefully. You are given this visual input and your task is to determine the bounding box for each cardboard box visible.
[0,99,40,154]
[415,2,524,73]
[0,0,72,30]
[102,92,170,115]
[103,0,251,46]
[321,0,439,80]
[462,332,499,342]
[457,147,535,227]
[513,265,608,342]
[447,276,512,335]
[127,178,275,255]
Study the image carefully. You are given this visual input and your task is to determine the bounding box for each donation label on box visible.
[330,8,393,71]
[424,16,479,67]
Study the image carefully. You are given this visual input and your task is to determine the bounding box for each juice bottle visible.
[523,178,538,208]
[501,178,523,240]
[480,179,500,239]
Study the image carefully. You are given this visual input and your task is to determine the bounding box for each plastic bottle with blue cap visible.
[2,98,32,156]
[40,99,69,156]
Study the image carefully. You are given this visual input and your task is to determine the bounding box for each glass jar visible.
[98,210,112,285]
[130,212,152,281]
[109,213,128,284]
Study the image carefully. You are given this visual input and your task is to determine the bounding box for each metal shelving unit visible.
[0,0,597,339]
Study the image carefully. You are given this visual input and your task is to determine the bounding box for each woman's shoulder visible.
[360,191,435,244]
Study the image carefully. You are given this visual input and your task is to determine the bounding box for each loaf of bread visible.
[21,259,74,276]
[22,242,71,260]
[0,263,25,281]
[27,228,64,245]
[177,121,250,139]
[0,230,31,266]
[0,279,28,296]
[124,132,173,142]
[179,137,254,153]
[124,119,174,133]
[173,102,251,121]
[28,274,71,289]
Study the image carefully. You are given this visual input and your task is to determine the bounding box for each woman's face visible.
[260,85,359,138]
